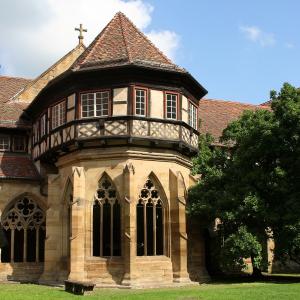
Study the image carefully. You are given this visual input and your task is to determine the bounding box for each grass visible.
[1,281,300,300]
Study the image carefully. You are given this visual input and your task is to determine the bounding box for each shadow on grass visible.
[210,274,300,285]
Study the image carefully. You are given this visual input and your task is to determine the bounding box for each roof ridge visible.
[75,13,126,67]
[9,43,85,103]
[72,12,181,72]
[117,12,173,65]
[202,98,264,107]
[118,12,132,62]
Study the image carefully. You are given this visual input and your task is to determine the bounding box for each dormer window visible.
[188,102,198,129]
[135,89,147,116]
[81,91,110,118]
[165,93,178,120]
[0,135,10,151]
[52,101,66,129]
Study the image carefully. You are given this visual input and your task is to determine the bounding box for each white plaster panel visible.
[150,90,164,119]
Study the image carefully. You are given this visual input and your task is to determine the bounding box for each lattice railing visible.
[32,116,199,159]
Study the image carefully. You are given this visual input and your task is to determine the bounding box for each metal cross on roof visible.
[75,24,87,45]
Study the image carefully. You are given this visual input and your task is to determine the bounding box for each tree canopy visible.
[189,83,300,274]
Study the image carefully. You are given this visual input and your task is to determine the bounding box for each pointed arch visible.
[2,192,47,217]
[136,172,169,257]
[61,177,73,205]
[1,193,46,263]
[92,172,121,257]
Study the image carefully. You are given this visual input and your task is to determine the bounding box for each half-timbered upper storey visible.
[0,12,208,170]
[21,12,207,162]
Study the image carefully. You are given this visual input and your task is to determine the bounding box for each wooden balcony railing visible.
[32,116,199,160]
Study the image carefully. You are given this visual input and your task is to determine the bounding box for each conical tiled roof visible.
[72,12,184,72]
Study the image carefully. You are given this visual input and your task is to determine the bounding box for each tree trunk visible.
[251,255,263,278]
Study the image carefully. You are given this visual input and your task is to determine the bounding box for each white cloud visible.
[240,25,275,47]
[285,42,295,49]
[146,30,180,61]
[0,0,180,78]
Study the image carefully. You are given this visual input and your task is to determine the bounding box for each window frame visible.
[0,196,46,263]
[12,135,26,152]
[93,175,121,257]
[51,100,66,130]
[164,92,179,120]
[80,90,111,119]
[40,113,47,138]
[188,101,198,130]
[136,178,166,257]
[0,134,10,152]
[134,88,148,117]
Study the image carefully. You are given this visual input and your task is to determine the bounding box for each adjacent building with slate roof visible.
[0,12,269,286]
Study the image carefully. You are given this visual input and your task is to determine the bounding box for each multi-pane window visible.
[166,93,177,120]
[135,89,146,116]
[188,102,198,129]
[40,114,47,137]
[52,101,66,129]
[81,91,109,118]
[0,135,10,151]
[13,136,26,152]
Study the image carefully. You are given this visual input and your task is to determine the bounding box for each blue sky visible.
[147,0,299,104]
[0,0,299,104]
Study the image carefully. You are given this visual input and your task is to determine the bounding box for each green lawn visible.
[0,282,300,300]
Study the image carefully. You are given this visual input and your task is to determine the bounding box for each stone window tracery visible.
[137,179,164,256]
[93,175,121,257]
[1,196,46,263]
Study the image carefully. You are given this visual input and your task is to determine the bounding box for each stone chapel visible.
[0,12,270,287]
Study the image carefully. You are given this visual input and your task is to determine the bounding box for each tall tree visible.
[189,83,300,275]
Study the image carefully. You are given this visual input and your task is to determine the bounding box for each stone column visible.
[187,217,210,282]
[169,169,190,283]
[40,174,62,284]
[68,166,87,281]
[122,163,137,287]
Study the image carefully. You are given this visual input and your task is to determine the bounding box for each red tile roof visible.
[0,154,40,180]
[0,76,32,129]
[260,100,272,106]
[199,98,270,140]
[72,12,184,72]
[0,75,31,103]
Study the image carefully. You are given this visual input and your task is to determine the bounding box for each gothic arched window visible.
[93,175,121,257]
[137,179,164,256]
[1,196,46,263]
